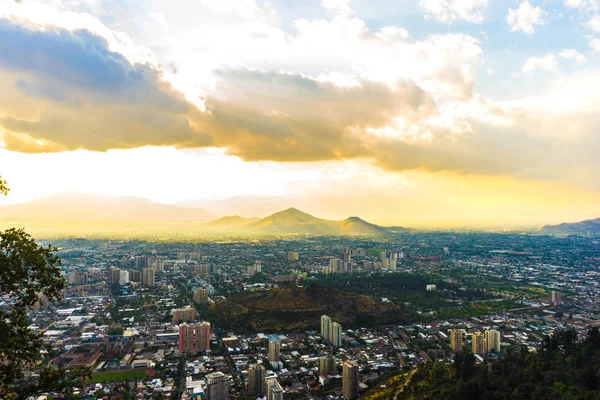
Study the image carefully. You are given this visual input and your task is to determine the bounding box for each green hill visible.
[209,286,409,332]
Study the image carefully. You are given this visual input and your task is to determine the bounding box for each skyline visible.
[1,0,600,227]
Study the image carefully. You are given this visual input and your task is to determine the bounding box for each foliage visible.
[0,178,91,398]
[398,328,600,400]
[0,175,8,196]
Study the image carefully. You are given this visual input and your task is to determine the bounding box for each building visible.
[485,330,501,353]
[134,256,148,269]
[332,322,343,347]
[194,288,210,305]
[287,251,299,261]
[329,259,342,273]
[472,332,485,355]
[549,291,563,306]
[194,263,210,275]
[450,329,464,352]
[247,364,266,396]
[179,322,211,352]
[319,355,336,377]
[379,251,387,262]
[206,371,230,400]
[68,271,88,285]
[172,307,195,324]
[321,315,332,341]
[268,340,281,362]
[142,268,156,286]
[426,284,437,291]
[265,377,284,400]
[108,267,121,284]
[128,269,141,282]
[118,270,130,285]
[342,361,359,400]
[199,321,211,351]
[254,260,262,273]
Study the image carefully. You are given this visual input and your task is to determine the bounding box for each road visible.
[393,368,418,400]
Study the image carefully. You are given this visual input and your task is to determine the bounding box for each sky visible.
[0,0,600,228]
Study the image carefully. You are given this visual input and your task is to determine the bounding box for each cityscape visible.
[2,0,600,399]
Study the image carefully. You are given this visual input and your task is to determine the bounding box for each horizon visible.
[1,0,600,229]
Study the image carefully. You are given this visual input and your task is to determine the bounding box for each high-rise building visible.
[332,322,343,347]
[472,332,485,355]
[108,267,121,284]
[119,270,130,285]
[268,340,281,362]
[194,263,210,275]
[134,256,148,270]
[287,251,299,261]
[142,268,156,286]
[179,322,211,352]
[128,269,142,282]
[379,251,387,262]
[248,364,266,396]
[68,271,88,285]
[450,329,464,353]
[172,307,195,324]
[329,258,342,273]
[548,291,563,306]
[319,355,336,377]
[485,330,501,353]
[254,260,262,273]
[342,361,359,400]
[206,371,230,400]
[199,321,211,351]
[265,377,284,400]
[194,288,210,305]
[321,315,332,341]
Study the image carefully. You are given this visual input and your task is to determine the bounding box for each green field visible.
[89,369,147,383]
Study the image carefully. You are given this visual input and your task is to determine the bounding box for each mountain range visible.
[541,218,600,235]
[0,193,407,237]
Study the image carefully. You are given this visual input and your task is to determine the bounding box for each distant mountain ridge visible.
[0,194,408,237]
[542,218,600,235]
[234,207,407,235]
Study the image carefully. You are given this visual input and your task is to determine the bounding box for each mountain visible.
[542,218,600,235]
[201,215,259,230]
[0,193,214,221]
[240,207,407,235]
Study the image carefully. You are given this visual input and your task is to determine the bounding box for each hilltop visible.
[209,286,409,332]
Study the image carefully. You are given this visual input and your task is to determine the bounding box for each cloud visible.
[564,0,599,12]
[420,0,488,24]
[507,1,546,34]
[322,0,351,17]
[148,12,168,29]
[520,54,558,73]
[0,19,211,152]
[558,48,588,63]
[588,14,600,32]
[590,37,600,51]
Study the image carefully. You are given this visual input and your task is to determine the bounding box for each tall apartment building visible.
[329,258,343,273]
[128,269,142,282]
[321,315,332,341]
[319,355,337,377]
[108,267,121,284]
[549,291,563,306]
[342,361,359,400]
[179,321,211,352]
[172,307,195,324]
[450,329,464,353]
[332,322,343,347]
[68,271,88,285]
[472,332,485,355]
[287,251,299,261]
[142,268,156,286]
[265,377,284,400]
[206,371,230,400]
[247,364,266,396]
[194,288,210,305]
[194,263,210,275]
[268,340,281,362]
[118,270,130,285]
[134,256,148,269]
[485,330,501,353]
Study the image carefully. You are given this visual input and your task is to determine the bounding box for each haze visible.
[1,0,600,229]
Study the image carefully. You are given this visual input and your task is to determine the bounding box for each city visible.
[17,232,599,399]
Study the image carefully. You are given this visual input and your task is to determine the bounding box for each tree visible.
[0,176,90,398]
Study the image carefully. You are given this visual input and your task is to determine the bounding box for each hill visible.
[208,286,409,332]
[240,208,406,235]
[542,218,600,235]
[201,216,259,230]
